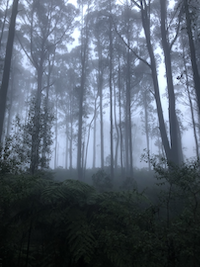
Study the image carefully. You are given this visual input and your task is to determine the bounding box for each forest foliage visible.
[0,144,200,267]
[0,1,200,266]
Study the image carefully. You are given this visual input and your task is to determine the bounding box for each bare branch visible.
[42,81,55,91]
[15,32,36,68]
[169,5,183,50]
[131,0,141,9]
[112,17,151,69]
[149,89,155,97]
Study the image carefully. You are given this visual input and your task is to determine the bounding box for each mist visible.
[1,1,200,266]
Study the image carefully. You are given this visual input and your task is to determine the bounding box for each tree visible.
[160,0,183,164]
[77,0,92,180]
[96,0,117,178]
[128,0,182,165]
[18,0,76,173]
[184,0,200,115]
[0,0,19,143]
[138,73,155,171]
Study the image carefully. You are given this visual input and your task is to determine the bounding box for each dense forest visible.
[0,0,200,266]
[0,0,200,176]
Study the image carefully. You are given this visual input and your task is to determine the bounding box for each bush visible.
[92,169,113,192]
[1,158,200,267]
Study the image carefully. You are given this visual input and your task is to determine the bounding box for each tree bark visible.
[118,60,124,177]
[139,0,172,163]
[77,3,89,180]
[0,0,19,142]
[127,51,133,177]
[65,118,69,169]
[6,64,15,137]
[184,0,200,115]
[160,0,182,165]
[54,94,58,169]
[182,40,199,160]
[114,82,119,169]
[30,69,42,174]
[143,90,151,171]
[92,87,97,169]
[109,11,114,179]
[0,0,9,51]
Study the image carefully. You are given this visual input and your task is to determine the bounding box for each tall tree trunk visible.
[143,91,151,171]
[77,3,89,180]
[0,0,19,142]
[92,87,97,169]
[99,75,104,169]
[65,118,69,169]
[69,122,73,171]
[54,95,58,169]
[85,111,96,171]
[118,59,124,176]
[138,1,172,163]
[99,88,104,169]
[184,0,200,115]
[30,69,42,174]
[127,51,133,177]
[109,12,114,179]
[182,40,199,159]
[6,66,15,137]
[97,39,105,169]
[69,92,73,172]
[160,0,182,165]
[0,0,9,51]
[114,82,119,169]
[42,68,50,169]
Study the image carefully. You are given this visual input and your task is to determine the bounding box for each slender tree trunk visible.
[182,41,199,159]
[69,126,73,171]
[114,82,119,169]
[99,79,104,169]
[65,115,69,169]
[85,114,96,170]
[77,3,89,180]
[144,91,151,171]
[127,53,133,177]
[77,72,84,179]
[160,0,182,165]
[93,117,96,168]
[125,89,129,173]
[0,0,19,142]
[81,132,85,178]
[92,88,97,169]
[0,0,9,51]
[30,69,42,174]
[42,70,50,169]
[54,95,58,169]
[184,0,200,115]
[24,79,31,126]
[69,95,73,171]
[139,1,172,163]
[109,12,114,179]
[97,40,105,169]
[6,66,15,137]
[124,47,133,176]
[118,60,124,177]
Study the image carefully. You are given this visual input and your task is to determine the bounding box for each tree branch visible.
[131,0,141,9]
[112,17,151,69]
[169,5,183,51]
[16,32,36,68]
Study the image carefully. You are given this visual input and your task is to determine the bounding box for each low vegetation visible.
[0,145,200,267]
